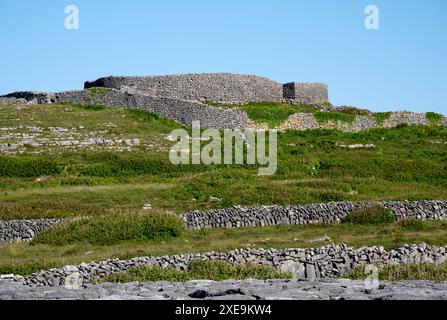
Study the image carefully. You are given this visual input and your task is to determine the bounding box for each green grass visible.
[314,111,356,124]
[86,87,112,102]
[0,156,62,177]
[239,102,318,127]
[32,211,184,246]
[426,112,443,124]
[347,263,447,282]
[103,260,292,283]
[0,102,446,275]
[2,220,447,276]
[396,218,425,231]
[373,112,391,126]
[344,206,395,225]
[0,104,445,219]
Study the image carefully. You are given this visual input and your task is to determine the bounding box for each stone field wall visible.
[55,89,251,129]
[181,201,447,230]
[7,243,447,287]
[1,201,445,244]
[0,219,61,244]
[278,112,447,131]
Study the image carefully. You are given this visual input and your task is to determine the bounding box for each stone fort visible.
[84,73,329,105]
[2,73,445,130]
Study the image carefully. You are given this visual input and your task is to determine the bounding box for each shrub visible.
[103,260,292,283]
[32,211,184,246]
[426,112,443,124]
[347,263,447,283]
[344,206,395,225]
[0,156,61,177]
[373,112,391,125]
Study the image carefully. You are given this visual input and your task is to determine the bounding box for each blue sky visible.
[0,0,445,113]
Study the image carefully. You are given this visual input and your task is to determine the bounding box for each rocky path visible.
[1,279,447,300]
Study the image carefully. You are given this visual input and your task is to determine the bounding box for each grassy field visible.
[0,103,446,220]
[348,263,447,283]
[1,219,447,275]
[0,102,446,274]
[102,260,292,283]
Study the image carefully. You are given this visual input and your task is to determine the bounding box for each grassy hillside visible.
[0,102,446,274]
[0,102,446,220]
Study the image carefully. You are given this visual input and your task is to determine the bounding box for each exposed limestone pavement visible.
[1,278,447,300]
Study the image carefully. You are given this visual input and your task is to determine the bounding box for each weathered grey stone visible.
[3,242,447,287]
[2,278,447,300]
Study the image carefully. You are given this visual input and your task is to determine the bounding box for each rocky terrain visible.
[1,278,447,300]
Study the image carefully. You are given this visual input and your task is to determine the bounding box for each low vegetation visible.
[0,102,446,276]
[373,112,391,125]
[32,212,184,246]
[239,102,318,127]
[0,102,445,219]
[347,263,447,283]
[2,220,447,275]
[344,206,395,225]
[103,260,292,283]
[426,112,443,124]
[314,111,355,124]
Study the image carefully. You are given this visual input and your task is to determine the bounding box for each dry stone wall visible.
[0,219,61,244]
[181,201,447,230]
[84,73,284,104]
[279,111,447,131]
[283,83,328,104]
[55,89,250,129]
[7,243,447,287]
[1,201,445,244]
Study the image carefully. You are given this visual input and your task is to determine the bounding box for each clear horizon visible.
[0,0,446,113]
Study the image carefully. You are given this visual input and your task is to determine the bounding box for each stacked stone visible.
[2,92,56,104]
[0,219,62,244]
[283,83,328,105]
[181,201,447,230]
[84,73,284,104]
[7,243,447,287]
[278,112,445,132]
[1,201,445,244]
[54,89,250,129]
[383,111,428,127]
